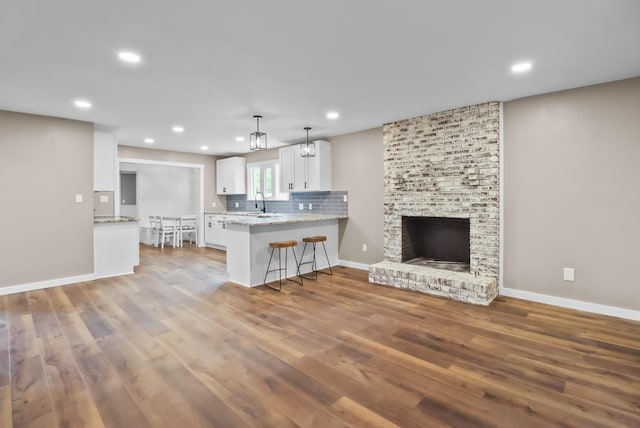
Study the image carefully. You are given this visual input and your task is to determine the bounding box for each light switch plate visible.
[212,202,216,208]
[343,195,348,203]
[235,202,239,208]
[563,267,575,281]
[298,203,304,210]
[75,194,83,203]
[100,195,109,203]
[308,203,313,210]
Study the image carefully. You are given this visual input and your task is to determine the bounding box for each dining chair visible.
[179,215,198,246]
[158,216,178,248]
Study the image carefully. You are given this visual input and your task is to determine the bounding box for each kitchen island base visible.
[226,219,339,287]
[94,217,140,279]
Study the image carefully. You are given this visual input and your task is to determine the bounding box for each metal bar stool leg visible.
[298,241,317,281]
[289,246,303,286]
[319,241,333,276]
[263,247,282,291]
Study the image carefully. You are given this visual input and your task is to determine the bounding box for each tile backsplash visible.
[226,191,348,216]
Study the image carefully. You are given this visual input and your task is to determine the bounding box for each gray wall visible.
[118,146,223,212]
[504,77,640,311]
[330,127,384,265]
[0,110,94,287]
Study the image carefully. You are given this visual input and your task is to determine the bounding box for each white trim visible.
[118,157,206,246]
[0,273,97,296]
[118,157,206,169]
[500,287,640,321]
[246,159,288,201]
[338,259,370,271]
[199,163,205,247]
[498,102,504,290]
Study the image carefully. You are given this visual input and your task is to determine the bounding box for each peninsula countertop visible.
[94,216,139,224]
[217,213,347,227]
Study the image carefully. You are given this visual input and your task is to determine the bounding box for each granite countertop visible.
[220,213,347,227]
[204,211,271,216]
[94,216,139,224]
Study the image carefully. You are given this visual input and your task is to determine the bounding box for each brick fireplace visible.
[369,102,500,305]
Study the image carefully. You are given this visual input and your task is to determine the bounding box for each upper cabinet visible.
[280,145,305,192]
[216,156,246,194]
[94,132,117,191]
[279,140,331,192]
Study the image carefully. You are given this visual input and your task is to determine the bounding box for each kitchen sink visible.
[232,212,283,218]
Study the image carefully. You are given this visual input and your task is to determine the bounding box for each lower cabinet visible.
[204,214,228,248]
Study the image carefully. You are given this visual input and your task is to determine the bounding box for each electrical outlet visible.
[212,202,216,208]
[563,267,575,281]
[362,244,367,252]
[298,203,304,210]
[343,194,348,203]
[235,202,239,208]
[308,203,313,210]
[75,194,83,203]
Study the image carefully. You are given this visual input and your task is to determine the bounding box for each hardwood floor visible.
[1,245,639,427]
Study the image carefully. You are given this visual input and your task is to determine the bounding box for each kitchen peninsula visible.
[94,216,139,278]
[219,213,347,287]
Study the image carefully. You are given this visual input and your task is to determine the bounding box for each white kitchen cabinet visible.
[94,132,117,191]
[216,157,246,195]
[204,214,228,248]
[280,145,306,192]
[279,140,331,192]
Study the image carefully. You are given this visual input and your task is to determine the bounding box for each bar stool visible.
[264,240,303,291]
[298,236,333,280]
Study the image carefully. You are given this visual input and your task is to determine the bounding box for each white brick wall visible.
[382,102,500,279]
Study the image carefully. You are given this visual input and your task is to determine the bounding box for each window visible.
[247,160,286,200]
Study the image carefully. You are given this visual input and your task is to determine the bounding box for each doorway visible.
[117,158,205,246]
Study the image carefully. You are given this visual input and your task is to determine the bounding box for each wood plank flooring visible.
[1,245,639,427]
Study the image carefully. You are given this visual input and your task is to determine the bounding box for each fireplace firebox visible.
[402,216,470,272]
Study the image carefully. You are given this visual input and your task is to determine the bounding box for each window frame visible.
[246,160,288,201]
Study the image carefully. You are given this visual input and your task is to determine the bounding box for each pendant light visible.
[250,115,267,151]
[300,127,315,158]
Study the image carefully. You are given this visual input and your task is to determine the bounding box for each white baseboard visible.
[338,259,370,271]
[500,287,640,322]
[0,273,97,296]
[94,271,135,280]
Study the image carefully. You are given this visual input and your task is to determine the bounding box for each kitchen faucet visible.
[255,192,266,213]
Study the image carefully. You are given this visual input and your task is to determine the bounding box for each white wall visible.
[118,145,223,212]
[120,162,200,227]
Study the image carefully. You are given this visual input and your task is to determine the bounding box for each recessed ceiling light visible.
[74,99,92,109]
[200,145,209,151]
[511,62,532,73]
[172,126,184,133]
[326,111,340,119]
[144,138,154,144]
[235,136,245,142]
[118,51,141,64]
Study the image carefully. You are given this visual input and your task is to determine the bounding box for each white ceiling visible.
[1,1,639,155]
